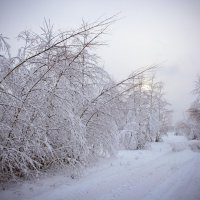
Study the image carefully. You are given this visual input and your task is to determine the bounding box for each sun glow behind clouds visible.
[141,84,151,91]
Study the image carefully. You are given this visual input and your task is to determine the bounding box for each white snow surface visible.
[1,132,200,200]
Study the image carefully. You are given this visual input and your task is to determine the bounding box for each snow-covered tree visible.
[119,72,171,150]
[0,17,120,181]
[0,17,171,182]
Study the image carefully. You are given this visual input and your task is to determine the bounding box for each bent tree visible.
[0,17,170,182]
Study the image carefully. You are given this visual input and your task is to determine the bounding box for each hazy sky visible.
[0,0,200,123]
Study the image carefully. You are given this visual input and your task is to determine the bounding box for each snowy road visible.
[1,133,200,200]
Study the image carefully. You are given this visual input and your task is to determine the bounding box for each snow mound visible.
[170,142,188,152]
[189,141,200,152]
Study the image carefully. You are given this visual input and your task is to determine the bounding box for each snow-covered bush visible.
[176,76,200,140]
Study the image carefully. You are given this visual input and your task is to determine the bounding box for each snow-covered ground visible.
[1,132,200,200]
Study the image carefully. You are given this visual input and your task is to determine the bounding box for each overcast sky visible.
[0,0,200,123]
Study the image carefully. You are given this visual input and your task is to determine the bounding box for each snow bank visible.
[1,133,200,200]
